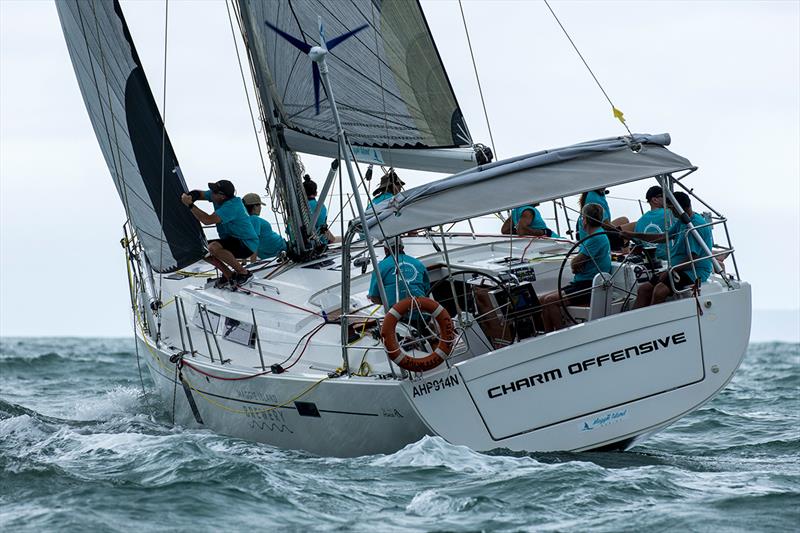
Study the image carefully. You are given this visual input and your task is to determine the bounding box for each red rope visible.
[237,285,323,317]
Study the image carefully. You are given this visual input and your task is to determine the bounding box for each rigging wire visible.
[458,0,498,157]
[543,0,633,136]
[157,0,169,339]
[225,0,284,239]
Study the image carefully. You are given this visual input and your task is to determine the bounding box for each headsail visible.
[56,0,207,272]
[236,0,478,172]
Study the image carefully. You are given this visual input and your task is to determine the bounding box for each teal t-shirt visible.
[249,215,286,259]
[307,198,328,244]
[371,192,394,206]
[574,229,612,283]
[577,191,611,240]
[635,208,673,260]
[368,253,431,307]
[511,206,548,232]
[668,213,714,282]
[204,190,258,252]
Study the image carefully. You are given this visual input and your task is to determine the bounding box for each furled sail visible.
[236,0,478,172]
[56,0,207,272]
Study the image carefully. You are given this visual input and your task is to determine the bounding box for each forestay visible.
[360,134,695,239]
[56,0,207,272]
[236,0,477,172]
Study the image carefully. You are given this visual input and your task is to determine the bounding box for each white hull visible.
[137,238,750,456]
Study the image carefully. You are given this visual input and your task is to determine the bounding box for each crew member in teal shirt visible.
[242,193,286,259]
[575,188,629,250]
[370,169,404,207]
[181,179,257,285]
[501,203,558,237]
[368,240,430,308]
[540,203,611,331]
[303,175,333,244]
[625,191,714,309]
[632,185,673,260]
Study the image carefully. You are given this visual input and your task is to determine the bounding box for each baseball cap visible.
[645,185,663,201]
[242,193,265,206]
[208,179,235,198]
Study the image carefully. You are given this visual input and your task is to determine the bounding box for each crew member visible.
[576,188,628,250]
[181,179,257,286]
[242,193,286,260]
[624,191,714,308]
[627,185,674,260]
[370,169,404,206]
[303,175,336,244]
[368,239,430,308]
[540,203,611,332]
[501,203,557,237]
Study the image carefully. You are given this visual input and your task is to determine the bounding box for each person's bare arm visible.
[571,252,589,273]
[369,295,382,305]
[621,229,667,243]
[181,193,221,225]
[500,217,512,235]
[516,211,547,237]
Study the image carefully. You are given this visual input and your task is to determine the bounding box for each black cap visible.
[208,179,235,198]
[645,185,663,201]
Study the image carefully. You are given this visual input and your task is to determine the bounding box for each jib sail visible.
[56,0,207,272]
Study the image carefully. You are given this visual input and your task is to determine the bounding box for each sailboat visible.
[56,0,751,457]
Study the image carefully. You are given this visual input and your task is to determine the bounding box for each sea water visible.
[1,338,798,532]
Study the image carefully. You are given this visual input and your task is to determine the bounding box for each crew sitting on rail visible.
[370,169,404,206]
[576,189,628,250]
[303,175,336,244]
[182,179,258,286]
[242,193,286,260]
[624,191,714,309]
[540,203,612,332]
[618,185,674,260]
[500,203,557,237]
[368,239,431,308]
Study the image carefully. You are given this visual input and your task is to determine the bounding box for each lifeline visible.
[487,332,688,399]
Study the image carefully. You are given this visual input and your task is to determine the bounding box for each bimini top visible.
[359,133,695,239]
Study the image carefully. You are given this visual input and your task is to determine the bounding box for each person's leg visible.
[610,216,629,227]
[208,241,248,275]
[206,242,233,279]
[651,282,673,305]
[633,282,654,309]
[540,291,563,332]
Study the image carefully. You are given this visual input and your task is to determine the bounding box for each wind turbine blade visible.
[264,20,312,54]
[325,23,368,50]
[313,62,321,115]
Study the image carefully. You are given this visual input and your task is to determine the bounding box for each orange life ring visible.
[380,296,454,373]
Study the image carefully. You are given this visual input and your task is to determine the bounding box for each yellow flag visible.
[613,106,626,124]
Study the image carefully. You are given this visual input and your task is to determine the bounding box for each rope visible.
[543,0,633,136]
[458,0,498,156]
[184,374,329,415]
[236,285,324,317]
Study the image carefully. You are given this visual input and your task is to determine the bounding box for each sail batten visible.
[57,0,207,273]
[237,0,474,161]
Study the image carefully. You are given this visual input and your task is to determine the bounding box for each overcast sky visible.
[1,0,798,340]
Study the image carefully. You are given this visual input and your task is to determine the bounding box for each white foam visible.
[70,386,142,421]
[405,489,477,516]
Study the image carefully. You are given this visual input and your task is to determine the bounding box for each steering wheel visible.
[556,232,640,325]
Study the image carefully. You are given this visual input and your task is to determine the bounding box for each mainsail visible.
[56,0,207,272]
[236,0,478,172]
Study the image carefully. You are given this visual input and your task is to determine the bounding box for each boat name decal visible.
[412,374,460,398]
[486,332,688,400]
